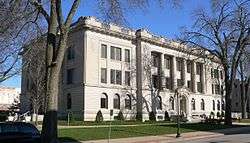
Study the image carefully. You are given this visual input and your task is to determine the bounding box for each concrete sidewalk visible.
[65,126,250,143]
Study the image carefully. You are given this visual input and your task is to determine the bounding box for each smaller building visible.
[0,87,20,112]
[231,79,250,118]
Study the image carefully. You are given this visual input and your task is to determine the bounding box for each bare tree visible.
[0,0,44,82]
[238,52,250,119]
[23,38,46,125]
[179,0,250,125]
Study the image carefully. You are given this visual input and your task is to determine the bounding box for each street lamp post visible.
[176,91,181,138]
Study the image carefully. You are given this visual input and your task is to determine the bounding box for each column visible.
[200,64,205,94]
[191,61,197,93]
[182,59,187,87]
[171,56,177,90]
[160,53,165,88]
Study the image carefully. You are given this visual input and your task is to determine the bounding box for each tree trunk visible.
[41,4,58,142]
[240,61,248,119]
[224,68,232,125]
[42,65,60,143]
[35,107,38,126]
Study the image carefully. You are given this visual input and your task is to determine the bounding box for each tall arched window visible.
[67,93,72,109]
[156,96,162,110]
[101,93,108,109]
[217,100,220,110]
[169,97,174,110]
[191,98,195,110]
[201,99,205,110]
[222,100,225,110]
[125,94,132,110]
[113,94,120,109]
[213,100,215,111]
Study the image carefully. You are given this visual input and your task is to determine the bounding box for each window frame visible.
[125,95,132,110]
[113,94,120,109]
[101,93,108,109]
[101,44,107,58]
[101,68,107,83]
[125,49,130,62]
[66,68,74,84]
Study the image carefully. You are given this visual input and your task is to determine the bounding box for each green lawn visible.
[58,123,233,142]
[238,119,250,123]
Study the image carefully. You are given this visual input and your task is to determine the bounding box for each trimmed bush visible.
[217,112,221,118]
[221,111,225,117]
[0,112,8,122]
[149,111,156,121]
[117,111,125,121]
[95,110,103,123]
[210,111,215,119]
[164,111,170,121]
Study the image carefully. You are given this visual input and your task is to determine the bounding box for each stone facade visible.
[21,16,226,121]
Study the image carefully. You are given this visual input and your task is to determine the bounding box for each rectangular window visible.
[152,53,159,67]
[197,82,202,93]
[101,44,107,58]
[176,58,182,71]
[110,69,122,85]
[164,55,171,69]
[110,69,116,84]
[187,80,191,90]
[101,68,107,83]
[116,48,121,61]
[125,71,131,86]
[215,84,220,94]
[67,68,74,84]
[187,60,191,73]
[116,70,122,85]
[152,75,160,88]
[211,68,214,78]
[110,46,121,61]
[110,46,115,59]
[165,77,171,90]
[220,70,223,79]
[67,47,75,60]
[177,79,183,87]
[125,49,130,62]
[196,63,202,75]
[214,69,219,79]
[212,84,214,94]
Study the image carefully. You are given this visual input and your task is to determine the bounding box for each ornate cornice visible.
[70,16,221,63]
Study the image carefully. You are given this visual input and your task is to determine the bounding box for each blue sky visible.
[0,0,210,88]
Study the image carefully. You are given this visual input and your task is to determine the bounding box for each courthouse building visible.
[21,16,225,121]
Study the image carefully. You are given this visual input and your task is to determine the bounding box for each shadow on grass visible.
[59,137,82,143]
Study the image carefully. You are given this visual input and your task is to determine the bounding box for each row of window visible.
[152,76,203,93]
[152,53,203,75]
[212,84,223,95]
[101,44,130,62]
[66,93,225,112]
[101,68,131,86]
[100,93,132,110]
[211,69,223,79]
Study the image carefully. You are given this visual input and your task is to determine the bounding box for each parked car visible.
[0,122,41,143]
